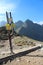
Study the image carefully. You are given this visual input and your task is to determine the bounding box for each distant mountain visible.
[1,19,43,41]
[0,21,6,27]
[15,20,24,30]
[15,19,43,41]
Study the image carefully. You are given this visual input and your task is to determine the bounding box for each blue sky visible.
[0,0,43,24]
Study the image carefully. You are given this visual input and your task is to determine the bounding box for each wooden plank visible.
[0,45,41,64]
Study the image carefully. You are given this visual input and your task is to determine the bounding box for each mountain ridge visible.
[15,19,43,41]
[0,19,43,41]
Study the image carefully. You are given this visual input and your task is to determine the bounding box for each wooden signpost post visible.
[6,12,15,54]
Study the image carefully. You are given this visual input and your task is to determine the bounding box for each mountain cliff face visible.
[15,20,24,30]
[15,19,43,41]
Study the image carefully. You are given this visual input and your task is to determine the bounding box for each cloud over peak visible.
[34,21,43,25]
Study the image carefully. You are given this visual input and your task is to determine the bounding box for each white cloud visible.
[34,21,43,25]
[0,0,20,14]
[0,3,16,14]
[0,0,21,22]
[0,0,17,21]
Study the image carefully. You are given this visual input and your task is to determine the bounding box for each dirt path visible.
[5,49,43,65]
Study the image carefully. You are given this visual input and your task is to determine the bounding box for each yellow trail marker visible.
[11,23,16,29]
[11,23,15,27]
[6,24,11,30]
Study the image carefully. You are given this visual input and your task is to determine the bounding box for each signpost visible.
[6,12,15,54]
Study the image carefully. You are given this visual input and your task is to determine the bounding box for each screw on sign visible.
[6,12,14,54]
